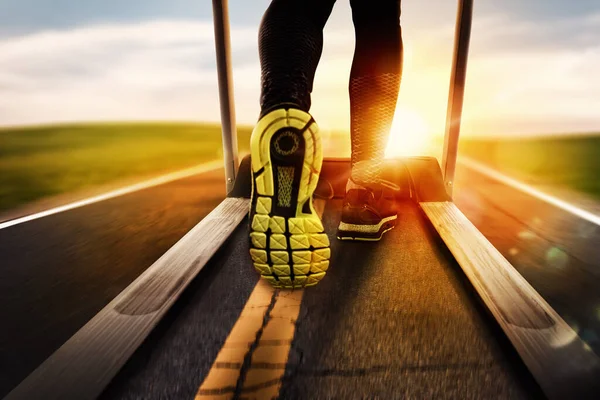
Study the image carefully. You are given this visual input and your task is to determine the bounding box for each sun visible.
[385,106,432,157]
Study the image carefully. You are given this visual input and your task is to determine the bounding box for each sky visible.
[0,0,599,137]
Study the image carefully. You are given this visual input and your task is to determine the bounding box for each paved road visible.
[101,200,540,399]
[0,161,598,398]
[0,169,226,398]
[454,163,600,355]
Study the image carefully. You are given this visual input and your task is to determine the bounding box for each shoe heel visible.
[249,108,330,289]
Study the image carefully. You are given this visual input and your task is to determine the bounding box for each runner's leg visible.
[259,0,337,116]
[349,0,403,185]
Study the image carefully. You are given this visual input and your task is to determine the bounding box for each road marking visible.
[195,281,303,400]
[4,198,250,400]
[0,160,223,230]
[459,157,600,227]
[196,199,325,400]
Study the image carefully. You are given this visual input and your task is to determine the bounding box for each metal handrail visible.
[212,0,239,194]
[441,0,474,198]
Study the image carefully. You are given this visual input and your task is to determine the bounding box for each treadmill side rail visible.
[421,201,600,399]
[5,198,249,400]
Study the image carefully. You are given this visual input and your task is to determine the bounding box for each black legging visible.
[259,0,403,177]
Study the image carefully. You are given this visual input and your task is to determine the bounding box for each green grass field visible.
[0,123,598,213]
[460,134,600,200]
[0,122,252,212]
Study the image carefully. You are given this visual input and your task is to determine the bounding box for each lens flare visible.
[546,247,569,269]
[385,107,431,157]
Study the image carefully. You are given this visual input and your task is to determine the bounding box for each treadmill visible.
[6,1,600,399]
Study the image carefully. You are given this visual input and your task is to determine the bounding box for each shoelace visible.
[357,179,400,208]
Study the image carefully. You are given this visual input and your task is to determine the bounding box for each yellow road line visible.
[196,200,325,400]
[195,281,303,399]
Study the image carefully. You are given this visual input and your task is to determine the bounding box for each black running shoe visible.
[336,180,400,241]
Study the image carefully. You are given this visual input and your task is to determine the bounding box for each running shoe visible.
[249,108,330,289]
[336,180,399,241]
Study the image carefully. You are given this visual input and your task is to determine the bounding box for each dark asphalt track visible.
[0,169,226,398]
[101,200,541,399]
[0,162,598,398]
[454,163,600,356]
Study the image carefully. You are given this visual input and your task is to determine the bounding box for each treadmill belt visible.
[102,200,542,399]
[279,200,539,399]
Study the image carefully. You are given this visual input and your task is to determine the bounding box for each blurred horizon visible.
[1,0,599,137]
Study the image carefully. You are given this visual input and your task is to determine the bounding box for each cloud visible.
[0,10,599,137]
[0,0,271,40]
[0,20,261,125]
[460,13,600,135]
[315,9,600,136]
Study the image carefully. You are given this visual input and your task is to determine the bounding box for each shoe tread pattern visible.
[249,108,329,289]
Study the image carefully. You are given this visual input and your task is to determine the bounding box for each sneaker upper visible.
[340,181,399,226]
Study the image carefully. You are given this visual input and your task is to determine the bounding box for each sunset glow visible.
[0,1,597,137]
[385,107,433,157]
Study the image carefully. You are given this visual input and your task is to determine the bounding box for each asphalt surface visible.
[0,161,598,398]
[0,169,226,398]
[101,200,540,399]
[100,209,260,400]
[454,163,600,355]
[277,201,538,399]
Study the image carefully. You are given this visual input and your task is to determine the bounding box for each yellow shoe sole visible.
[248,108,330,289]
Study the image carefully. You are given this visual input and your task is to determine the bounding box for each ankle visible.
[259,102,306,119]
[350,160,383,186]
